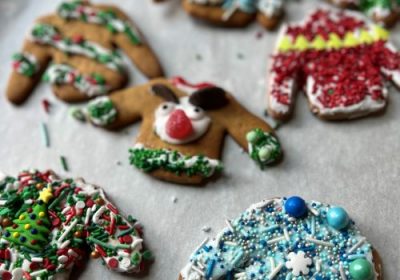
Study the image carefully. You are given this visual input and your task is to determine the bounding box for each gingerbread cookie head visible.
[159,0,285,29]
[84,77,282,185]
[267,8,400,121]
[179,196,383,280]
[0,170,151,279]
[152,84,228,144]
[6,0,163,105]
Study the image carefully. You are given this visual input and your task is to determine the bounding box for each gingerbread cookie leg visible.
[0,170,151,279]
[257,0,285,30]
[6,42,51,105]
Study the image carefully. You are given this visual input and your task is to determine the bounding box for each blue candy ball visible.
[327,207,350,230]
[284,196,307,218]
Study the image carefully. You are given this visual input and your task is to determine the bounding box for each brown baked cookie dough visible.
[6,0,163,105]
[83,77,282,185]
[178,196,383,280]
[156,0,284,29]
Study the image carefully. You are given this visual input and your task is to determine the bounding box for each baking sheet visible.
[0,0,399,279]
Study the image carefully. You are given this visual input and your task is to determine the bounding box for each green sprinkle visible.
[69,107,86,122]
[40,122,50,148]
[87,236,130,250]
[142,250,153,260]
[116,227,135,238]
[60,156,69,172]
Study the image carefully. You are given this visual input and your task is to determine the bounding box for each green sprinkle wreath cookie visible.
[83,77,282,185]
[0,170,151,279]
[6,0,163,105]
[179,196,383,280]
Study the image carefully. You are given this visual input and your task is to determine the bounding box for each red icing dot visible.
[122,235,133,244]
[2,272,11,280]
[108,258,119,269]
[86,199,94,207]
[31,240,38,245]
[30,262,40,270]
[166,109,193,140]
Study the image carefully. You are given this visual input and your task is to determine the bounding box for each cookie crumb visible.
[237,53,244,59]
[256,31,263,39]
[171,196,178,203]
[195,54,203,61]
[116,161,122,166]
[202,226,211,233]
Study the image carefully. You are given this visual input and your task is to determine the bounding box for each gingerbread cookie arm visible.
[215,94,282,167]
[6,41,52,105]
[96,4,164,78]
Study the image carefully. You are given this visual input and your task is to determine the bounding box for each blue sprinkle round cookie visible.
[179,196,382,280]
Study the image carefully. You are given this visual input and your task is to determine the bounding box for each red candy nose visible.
[166,109,193,140]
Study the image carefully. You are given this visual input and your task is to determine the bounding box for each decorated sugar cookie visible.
[84,77,282,185]
[179,196,383,280]
[0,170,151,279]
[156,0,285,29]
[267,8,400,121]
[6,0,163,105]
[329,0,400,27]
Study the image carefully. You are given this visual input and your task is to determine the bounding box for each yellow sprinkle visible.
[278,36,293,52]
[39,212,45,218]
[373,25,389,41]
[19,215,25,221]
[359,29,374,44]
[343,32,359,48]
[327,33,342,49]
[13,232,19,238]
[24,224,31,230]
[294,35,309,51]
[311,35,326,50]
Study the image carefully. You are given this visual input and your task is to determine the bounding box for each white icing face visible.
[154,97,211,145]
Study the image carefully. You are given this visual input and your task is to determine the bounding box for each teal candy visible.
[238,0,257,13]
[349,258,373,280]
[327,206,350,230]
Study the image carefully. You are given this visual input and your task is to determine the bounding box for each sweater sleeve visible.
[214,94,282,168]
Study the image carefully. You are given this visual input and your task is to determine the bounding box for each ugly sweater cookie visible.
[329,0,400,27]
[157,0,285,29]
[0,170,151,279]
[179,196,382,280]
[267,8,400,121]
[83,77,282,185]
[6,0,163,105]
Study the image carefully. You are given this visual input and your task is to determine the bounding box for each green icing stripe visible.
[129,145,223,178]
[12,52,38,77]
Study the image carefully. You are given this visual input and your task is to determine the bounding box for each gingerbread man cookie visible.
[0,170,151,279]
[179,196,383,280]
[6,0,163,105]
[156,0,285,29]
[329,0,400,27]
[267,8,400,121]
[83,77,282,185]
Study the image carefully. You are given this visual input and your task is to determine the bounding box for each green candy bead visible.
[246,130,258,143]
[258,146,272,161]
[349,258,373,280]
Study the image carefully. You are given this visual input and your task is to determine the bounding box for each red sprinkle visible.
[2,272,12,280]
[122,235,133,244]
[42,99,51,114]
[108,258,119,269]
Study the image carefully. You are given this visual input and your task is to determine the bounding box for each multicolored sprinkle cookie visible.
[0,170,151,279]
[329,0,400,27]
[83,77,282,185]
[157,0,285,29]
[267,8,400,121]
[6,0,163,105]
[179,196,382,280]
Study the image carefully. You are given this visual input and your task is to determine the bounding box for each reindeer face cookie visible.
[156,0,285,29]
[267,8,400,121]
[0,170,151,279]
[179,196,383,280]
[329,0,400,27]
[84,77,282,185]
[6,0,163,105]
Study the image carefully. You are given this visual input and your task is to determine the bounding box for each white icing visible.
[45,64,109,97]
[306,76,388,118]
[154,97,211,145]
[257,0,283,17]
